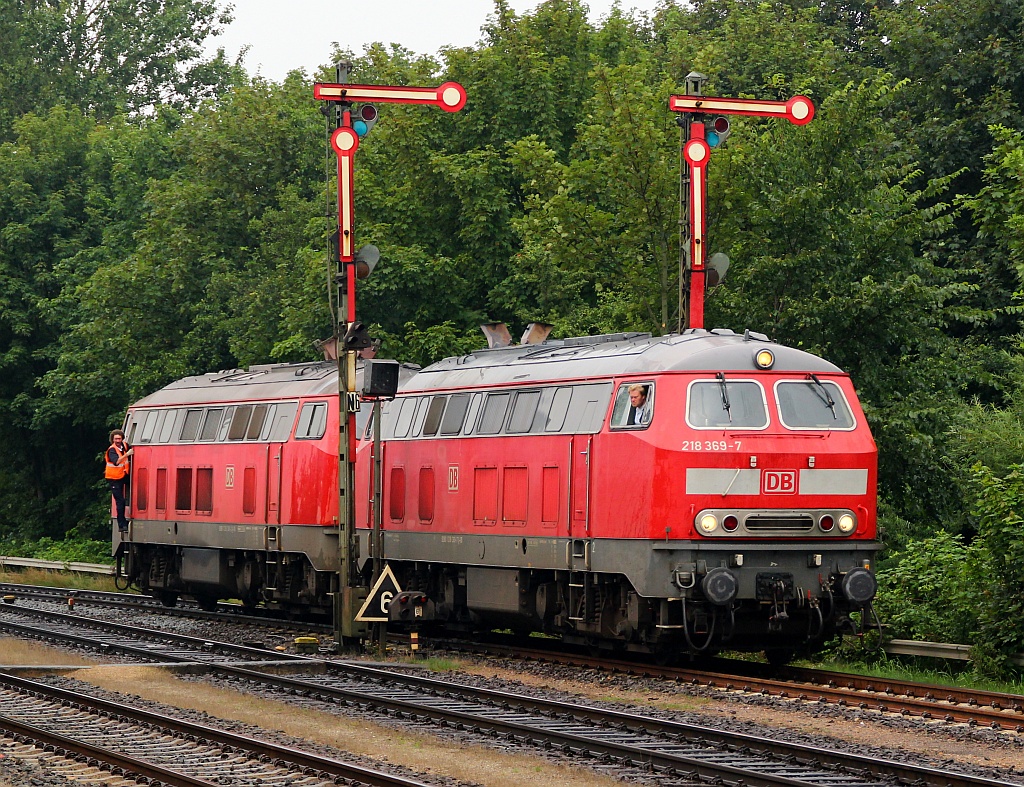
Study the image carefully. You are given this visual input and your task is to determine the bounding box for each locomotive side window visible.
[464,393,483,435]
[199,408,224,441]
[158,410,178,443]
[410,397,429,436]
[507,390,541,433]
[563,382,613,433]
[295,402,328,440]
[545,387,572,432]
[267,402,298,441]
[356,403,371,438]
[422,396,447,437]
[478,392,511,434]
[687,379,769,429]
[135,467,148,511]
[216,406,235,441]
[242,467,257,515]
[390,467,406,521]
[139,411,160,443]
[393,397,417,438]
[441,394,471,435]
[259,404,278,440]
[125,412,141,444]
[195,467,214,514]
[179,409,203,442]
[775,380,855,430]
[610,382,655,430]
[175,467,193,511]
[228,405,252,440]
[246,404,269,439]
[155,467,167,511]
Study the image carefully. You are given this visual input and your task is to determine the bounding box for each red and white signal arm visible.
[314,82,467,113]
[669,94,815,125]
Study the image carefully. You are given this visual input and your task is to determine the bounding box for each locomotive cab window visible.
[610,382,655,429]
[295,402,328,440]
[775,379,855,430]
[687,378,769,429]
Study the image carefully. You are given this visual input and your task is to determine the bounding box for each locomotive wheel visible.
[195,595,219,612]
[157,592,178,608]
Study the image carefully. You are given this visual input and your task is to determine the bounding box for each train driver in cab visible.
[625,383,652,426]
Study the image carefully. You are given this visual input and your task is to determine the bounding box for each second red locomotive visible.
[115,327,878,662]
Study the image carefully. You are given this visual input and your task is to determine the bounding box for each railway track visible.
[437,636,1024,732]
[0,581,333,633]
[0,671,433,786]
[1,602,1021,787]
[5,582,1024,732]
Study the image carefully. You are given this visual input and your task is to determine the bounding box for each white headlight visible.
[838,514,856,533]
[698,514,719,534]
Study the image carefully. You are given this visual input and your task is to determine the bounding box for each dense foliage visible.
[2,0,1024,673]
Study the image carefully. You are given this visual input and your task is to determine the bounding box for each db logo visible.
[762,470,797,494]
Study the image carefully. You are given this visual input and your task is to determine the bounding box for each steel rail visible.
[0,712,218,787]
[0,603,309,663]
[439,637,1024,731]
[214,661,1024,787]
[0,671,432,787]
[3,603,1021,787]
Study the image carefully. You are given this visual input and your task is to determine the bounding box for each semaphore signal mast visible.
[314,63,466,645]
[670,72,814,331]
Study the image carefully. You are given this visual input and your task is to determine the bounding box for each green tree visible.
[44,74,327,413]
[0,0,239,138]
[969,463,1024,677]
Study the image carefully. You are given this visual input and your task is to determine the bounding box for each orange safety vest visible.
[105,443,130,480]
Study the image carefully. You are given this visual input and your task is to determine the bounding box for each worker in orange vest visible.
[105,429,134,533]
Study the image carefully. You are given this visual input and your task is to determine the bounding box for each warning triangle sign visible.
[355,564,402,622]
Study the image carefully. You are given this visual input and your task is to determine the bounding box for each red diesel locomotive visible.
[114,328,878,660]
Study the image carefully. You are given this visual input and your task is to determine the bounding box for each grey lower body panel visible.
[113,520,341,572]
[361,529,878,599]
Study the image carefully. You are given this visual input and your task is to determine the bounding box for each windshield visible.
[776,379,855,429]
[687,380,768,429]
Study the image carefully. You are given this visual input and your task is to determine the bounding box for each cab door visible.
[567,434,592,570]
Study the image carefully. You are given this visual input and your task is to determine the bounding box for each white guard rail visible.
[0,556,114,576]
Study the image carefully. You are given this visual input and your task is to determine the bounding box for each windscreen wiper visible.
[809,373,837,420]
[716,372,733,422]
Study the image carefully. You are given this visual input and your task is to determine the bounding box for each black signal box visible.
[362,359,400,398]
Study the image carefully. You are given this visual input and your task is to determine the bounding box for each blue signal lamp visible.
[352,104,378,137]
[706,116,731,148]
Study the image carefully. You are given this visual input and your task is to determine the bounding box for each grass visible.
[0,567,124,592]
[811,652,1024,695]
[421,656,462,672]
